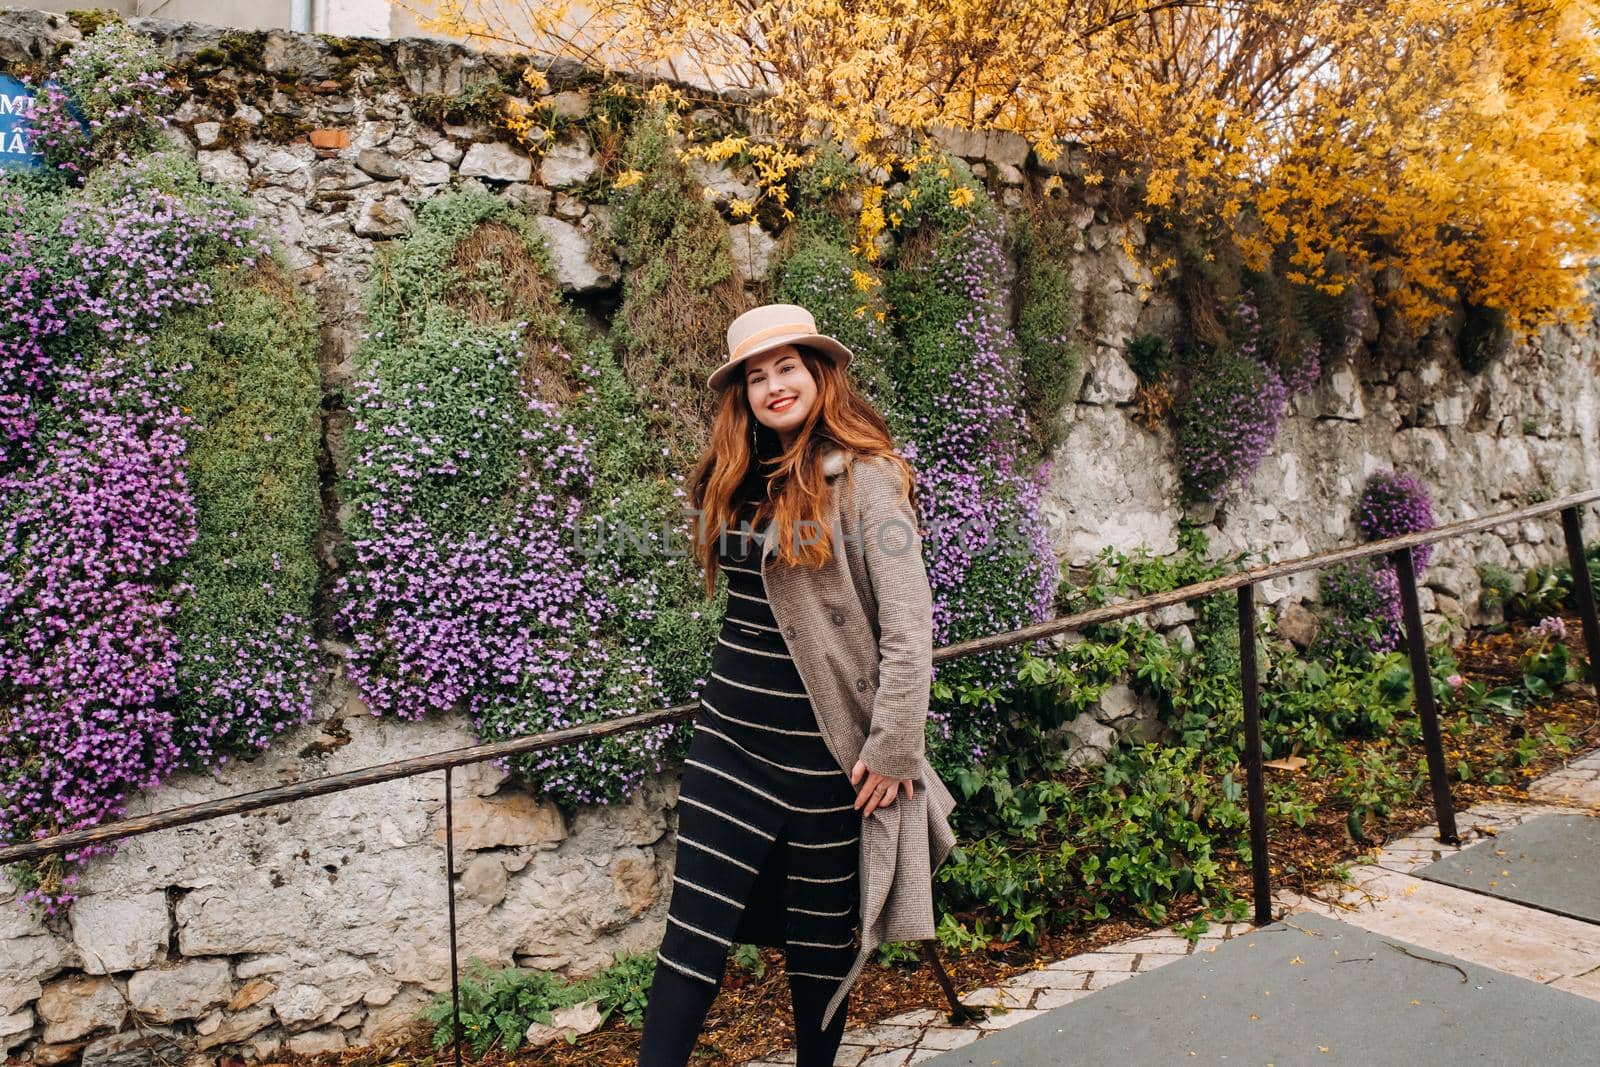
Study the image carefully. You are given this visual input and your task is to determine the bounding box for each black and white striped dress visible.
[656,496,863,991]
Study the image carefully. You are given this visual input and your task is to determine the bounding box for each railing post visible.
[1390,548,1460,845]
[1237,583,1273,926]
[445,766,464,1067]
[1560,507,1600,714]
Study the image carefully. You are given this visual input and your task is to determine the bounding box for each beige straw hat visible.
[707,303,855,391]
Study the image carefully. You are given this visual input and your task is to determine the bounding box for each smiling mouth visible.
[768,397,796,411]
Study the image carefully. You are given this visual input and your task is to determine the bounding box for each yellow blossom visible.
[948,186,975,209]
[428,0,1600,336]
[521,66,550,94]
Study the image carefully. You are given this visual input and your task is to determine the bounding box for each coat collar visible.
[820,443,850,481]
[756,444,853,563]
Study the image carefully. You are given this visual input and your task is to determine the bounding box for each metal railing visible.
[3,489,1598,1061]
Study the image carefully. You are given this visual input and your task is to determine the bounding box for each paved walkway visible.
[741,746,1600,1066]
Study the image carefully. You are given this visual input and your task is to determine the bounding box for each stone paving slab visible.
[742,926,1249,1066]
[1281,866,1600,987]
[739,750,1600,1067]
[1529,748,1600,809]
[915,911,1600,1065]
[1413,813,1600,924]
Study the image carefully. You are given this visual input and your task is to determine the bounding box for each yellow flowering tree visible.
[413,0,1600,335]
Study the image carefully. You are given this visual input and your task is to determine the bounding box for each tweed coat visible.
[749,444,958,1032]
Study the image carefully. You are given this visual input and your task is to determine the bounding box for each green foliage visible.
[1314,561,1393,666]
[929,526,1573,953]
[1126,335,1172,383]
[730,942,767,977]
[872,939,923,967]
[420,960,587,1056]
[609,106,744,468]
[54,21,176,165]
[1011,206,1085,459]
[894,154,989,234]
[938,740,1250,937]
[340,189,705,803]
[1520,640,1572,694]
[413,78,512,131]
[419,952,659,1055]
[152,258,323,759]
[1479,548,1597,624]
[771,227,899,419]
[582,952,657,1029]
[785,143,858,244]
[881,150,1061,778]
[1172,339,1284,503]
[574,340,720,708]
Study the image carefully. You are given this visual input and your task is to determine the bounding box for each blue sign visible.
[0,75,44,171]
[0,75,86,173]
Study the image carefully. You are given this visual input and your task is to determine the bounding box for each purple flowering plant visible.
[1316,469,1437,662]
[2,27,319,917]
[1357,468,1436,572]
[22,22,175,179]
[1176,295,1323,504]
[333,193,678,807]
[881,154,1058,771]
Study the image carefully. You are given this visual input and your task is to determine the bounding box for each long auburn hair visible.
[686,345,917,599]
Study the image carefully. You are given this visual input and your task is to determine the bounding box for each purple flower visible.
[1358,469,1436,572]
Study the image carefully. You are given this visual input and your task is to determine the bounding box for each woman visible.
[638,304,959,1066]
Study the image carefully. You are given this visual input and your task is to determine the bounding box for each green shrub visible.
[1011,205,1085,458]
[335,190,699,805]
[420,959,594,1055]
[154,258,323,761]
[420,952,659,1053]
[582,951,657,1029]
[882,152,1059,774]
[785,142,858,245]
[608,106,745,468]
[1126,335,1171,383]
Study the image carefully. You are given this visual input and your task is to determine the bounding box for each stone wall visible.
[2,8,1598,1065]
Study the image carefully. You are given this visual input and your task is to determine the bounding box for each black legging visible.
[637,954,849,1066]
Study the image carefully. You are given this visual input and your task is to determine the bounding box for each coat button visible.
[855,678,868,692]
[831,610,845,625]
[785,625,797,637]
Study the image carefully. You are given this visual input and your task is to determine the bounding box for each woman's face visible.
[743,344,817,448]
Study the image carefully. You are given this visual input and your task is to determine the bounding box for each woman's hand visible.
[850,760,914,817]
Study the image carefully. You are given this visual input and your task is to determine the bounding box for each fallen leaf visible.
[1251,1013,1261,1021]
[1290,956,1304,966]
[1264,755,1308,771]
